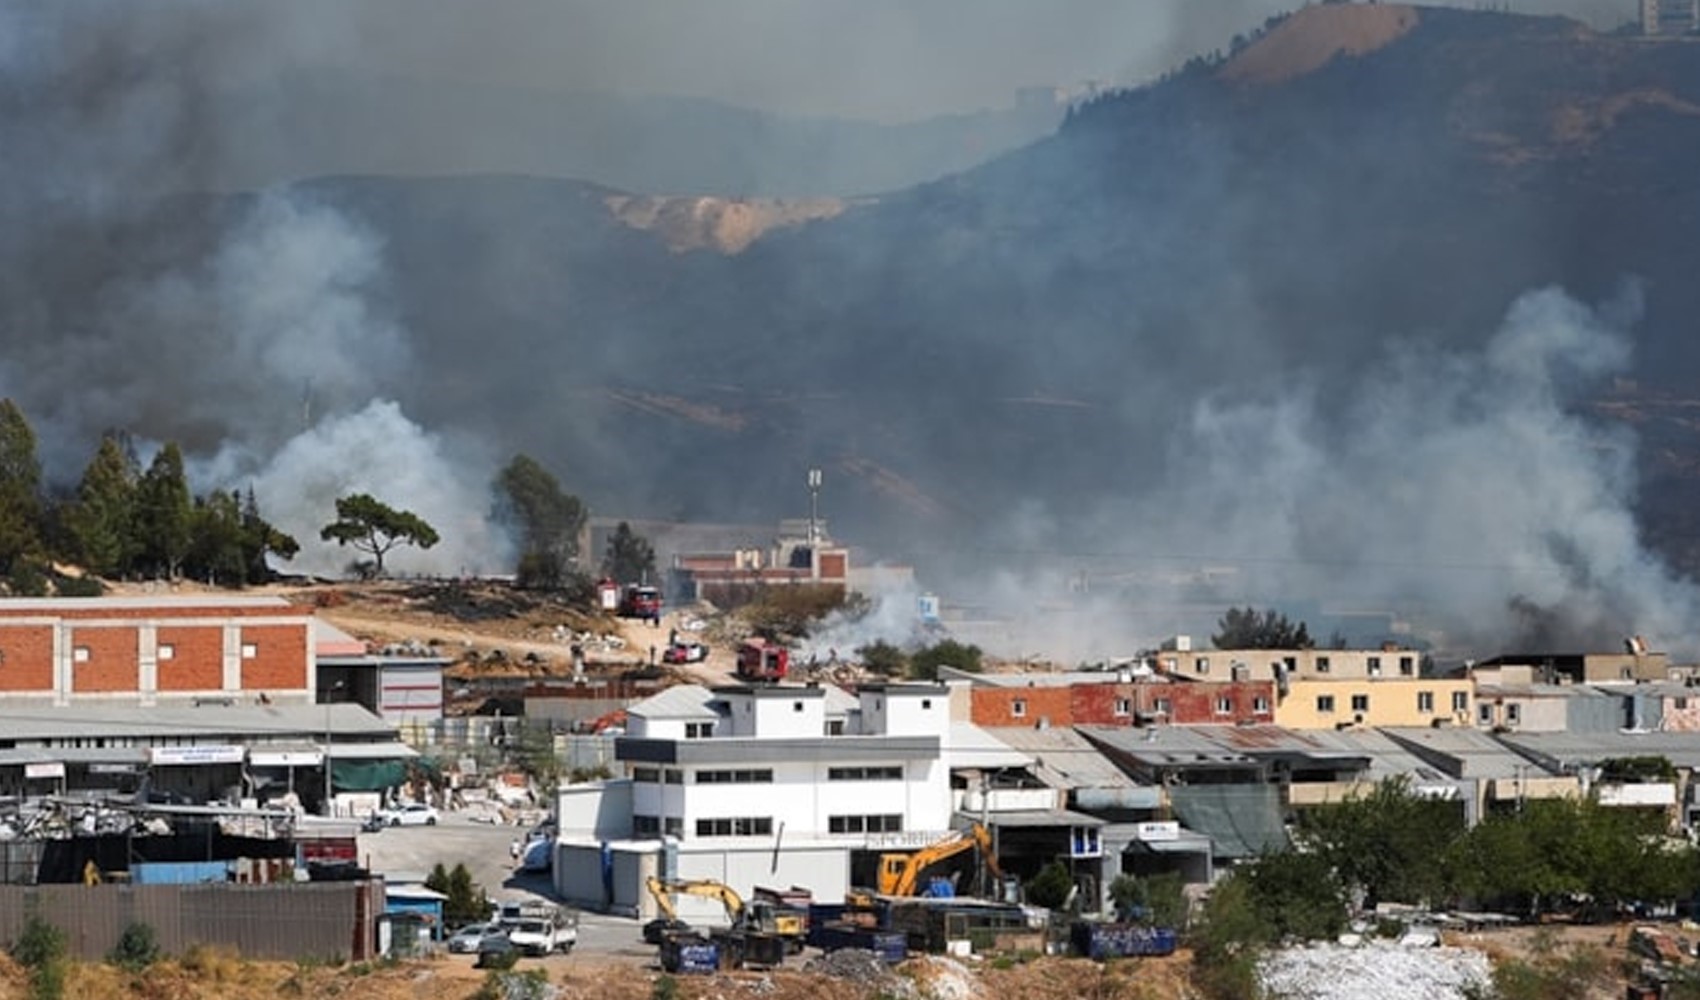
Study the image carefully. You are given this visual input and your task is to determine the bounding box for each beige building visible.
[1274,677,1474,730]
[1155,644,1426,683]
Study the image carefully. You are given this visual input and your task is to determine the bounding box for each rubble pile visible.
[1259,941,1491,1000]
[802,950,915,997]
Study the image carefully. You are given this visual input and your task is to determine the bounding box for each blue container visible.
[1070,923,1178,960]
[130,861,230,885]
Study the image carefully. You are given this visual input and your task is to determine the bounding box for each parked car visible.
[474,931,518,968]
[446,922,499,954]
[379,802,439,827]
[662,641,709,664]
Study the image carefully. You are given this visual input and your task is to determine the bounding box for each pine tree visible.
[135,443,193,580]
[0,399,42,576]
[66,434,140,577]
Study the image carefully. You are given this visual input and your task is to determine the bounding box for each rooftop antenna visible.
[807,467,822,547]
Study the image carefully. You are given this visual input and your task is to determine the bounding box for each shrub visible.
[653,973,680,1000]
[12,917,68,1000]
[1024,860,1075,910]
[179,942,242,982]
[108,921,160,972]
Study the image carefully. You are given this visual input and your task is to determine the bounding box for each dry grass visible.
[1221,3,1420,85]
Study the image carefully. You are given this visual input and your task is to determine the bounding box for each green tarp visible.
[1167,784,1289,859]
[330,759,408,792]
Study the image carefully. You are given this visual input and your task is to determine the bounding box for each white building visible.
[551,682,963,921]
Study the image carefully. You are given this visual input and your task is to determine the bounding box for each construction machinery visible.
[876,822,1004,897]
[643,877,806,960]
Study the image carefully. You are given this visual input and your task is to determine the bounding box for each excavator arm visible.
[879,823,1001,896]
[646,877,748,924]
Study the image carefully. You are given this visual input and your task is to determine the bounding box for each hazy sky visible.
[258,0,1634,122]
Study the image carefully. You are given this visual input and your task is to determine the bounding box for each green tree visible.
[426,860,493,926]
[602,521,655,585]
[856,640,909,677]
[1108,871,1189,928]
[185,490,248,586]
[65,434,141,576]
[135,443,193,580]
[239,487,298,584]
[910,639,983,681]
[1212,606,1312,649]
[320,493,439,577]
[0,399,43,577]
[1241,849,1347,941]
[1024,860,1075,909]
[12,915,68,1000]
[1297,776,1465,908]
[1189,874,1267,1000]
[107,921,160,972]
[493,454,587,590]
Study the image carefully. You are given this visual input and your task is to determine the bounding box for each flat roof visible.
[1381,727,1553,780]
[983,807,1105,829]
[1496,730,1700,771]
[945,722,1032,770]
[0,701,396,741]
[1077,725,1258,768]
[0,595,297,611]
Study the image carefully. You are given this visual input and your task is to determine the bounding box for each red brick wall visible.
[156,625,225,692]
[238,625,308,691]
[1146,681,1275,725]
[70,626,139,693]
[969,687,1074,726]
[818,552,847,580]
[0,625,54,693]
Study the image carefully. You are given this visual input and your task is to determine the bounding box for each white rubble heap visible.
[1258,941,1492,1000]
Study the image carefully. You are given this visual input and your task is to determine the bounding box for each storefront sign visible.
[1134,821,1179,842]
[149,745,245,766]
[23,762,64,780]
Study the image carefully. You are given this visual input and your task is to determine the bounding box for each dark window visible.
[1317,695,1336,713]
[829,814,903,834]
[1351,694,1370,713]
[828,766,902,781]
[632,767,660,784]
[633,815,660,836]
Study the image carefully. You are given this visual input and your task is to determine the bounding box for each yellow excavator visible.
[642,876,807,952]
[875,822,1004,897]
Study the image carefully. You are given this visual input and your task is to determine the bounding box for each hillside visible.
[15,4,1700,655]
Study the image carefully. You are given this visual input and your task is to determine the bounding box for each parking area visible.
[356,812,651,960]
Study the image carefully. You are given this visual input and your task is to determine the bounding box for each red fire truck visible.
[736,639,789,683]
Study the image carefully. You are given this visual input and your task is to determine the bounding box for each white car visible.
[381,802,440,827]
[446,922,499,954]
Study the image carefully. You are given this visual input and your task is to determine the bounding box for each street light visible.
[323,679,345,817]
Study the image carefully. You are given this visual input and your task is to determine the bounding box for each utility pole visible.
[807,468,822,549]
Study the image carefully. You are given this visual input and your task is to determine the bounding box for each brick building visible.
[0,596,313,705]
[958,670,1276,727]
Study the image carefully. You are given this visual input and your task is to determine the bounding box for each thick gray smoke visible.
[951,285,1700,663]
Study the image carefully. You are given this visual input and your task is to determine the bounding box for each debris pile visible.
[802,950,914,997]
[1259,941,1491,1000]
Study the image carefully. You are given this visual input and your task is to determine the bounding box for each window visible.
[1417,691,1435,713]
[828,814,904,834]
[1214,696,1232,715]
[157,644,175,661]
[1367,656,1382,676]
[1162,658,1177,672]
[1113,698,1131,717]
[828,766,903,781]
[1316,656,1331,674]
[663,769,683,785]
[1505,704,1522,726]
[694,769,773,785]
[921,699,932,710]
[73,646,90,663]
[793,701,804,712]
[1195,657,1210,674]
[1452,691,1469,713]
[1317,695,1336,713]
[1154,698,1172,716]
[695,816,773,837]
[685,722,715,739]
[633,815,660,836]
[1399,656,1415,676]
[1011,699,1027,718]
[1478,703,1495,725]
[663,817,683,838]
[1350,694,1370,713]
[241,643,258,659]
[632,767,660,784]
[826,719,846,736]
[1252,696,1270,713]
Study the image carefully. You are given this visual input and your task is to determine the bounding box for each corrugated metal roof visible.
[1381,726,1548,779]
[945,723,1032,769]
[1077,725,1256,766]
[985,727,1139,789]
[1497,730,1700,770]
[0,701,394,741]
[985,807,1106,828]
[626,684,721,720]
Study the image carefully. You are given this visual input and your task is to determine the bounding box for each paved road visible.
[356,811,650,958]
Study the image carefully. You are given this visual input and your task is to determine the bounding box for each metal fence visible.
[0,881,379,962]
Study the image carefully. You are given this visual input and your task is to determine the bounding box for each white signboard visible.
[149,745,245,766]
[23,762,64,780]
[864,830,955,851]
[1134,821,1179,842]
[248,750,324,768]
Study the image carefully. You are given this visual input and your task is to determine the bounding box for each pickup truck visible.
[497,901,577,956]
